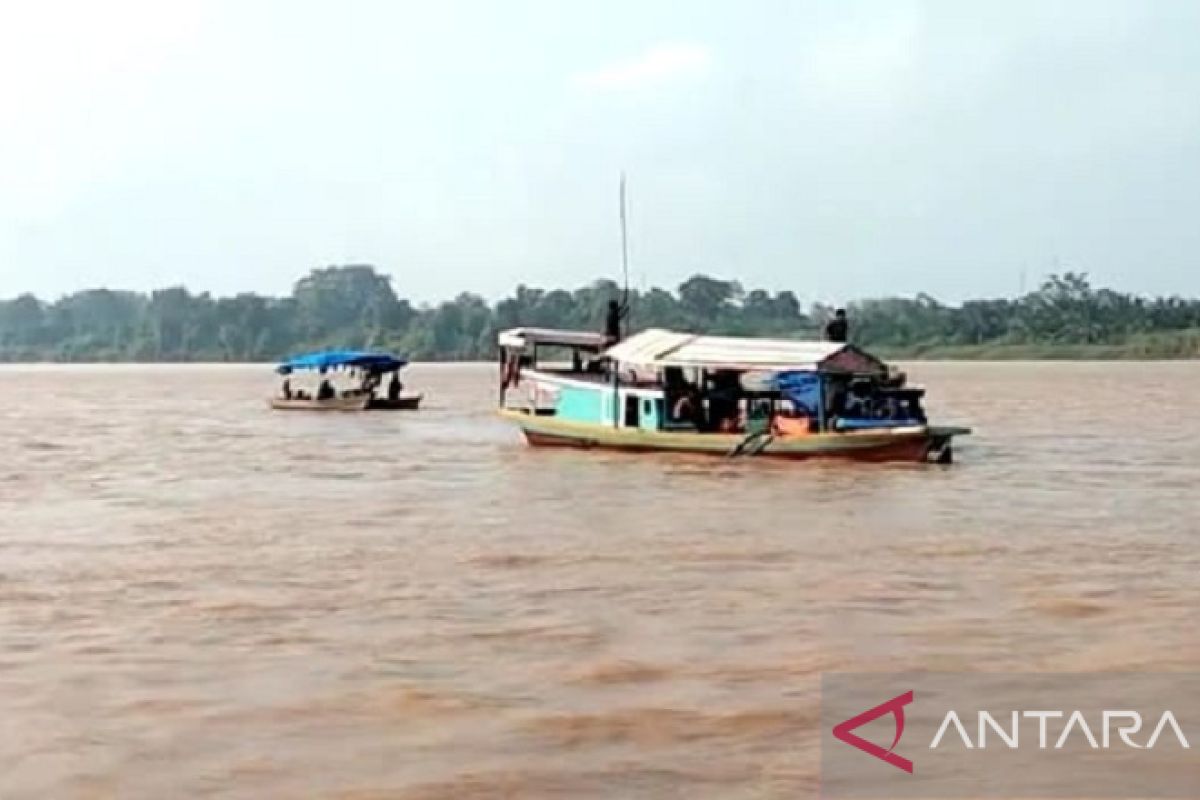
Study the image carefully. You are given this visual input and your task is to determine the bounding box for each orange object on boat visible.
[772,415,812,437]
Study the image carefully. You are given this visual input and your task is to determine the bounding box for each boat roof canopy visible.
[276,350,408,375]
[497,327,609,351]
[603,328,887,374]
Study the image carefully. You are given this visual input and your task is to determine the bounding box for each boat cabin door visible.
[623,394,640,427]
[621,393,662,430]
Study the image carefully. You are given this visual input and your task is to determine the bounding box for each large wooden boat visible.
[270,350,422,412]
[496,327,970,463]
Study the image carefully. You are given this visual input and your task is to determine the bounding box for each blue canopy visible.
[276,350,408,375]
[774,370,823,417]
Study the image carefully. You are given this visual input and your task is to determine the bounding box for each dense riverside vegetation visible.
[2,266,1199,361]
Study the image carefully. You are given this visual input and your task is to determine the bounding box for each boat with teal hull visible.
[496,327,970,464]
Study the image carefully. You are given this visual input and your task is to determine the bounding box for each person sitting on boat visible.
[317,378,335,401]
[670,385,704,427]
[359,371,380,396]
[824,308,849,343]
[387,372,403,402]
[671,393,693,422]
[842,383,871,419]
[663,368,695,425]
[706,371,741,432]
[281,377,292,400]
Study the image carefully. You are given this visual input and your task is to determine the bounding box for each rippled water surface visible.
[2,362,1198,798]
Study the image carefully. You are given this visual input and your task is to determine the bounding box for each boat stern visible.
[924,425,971,464]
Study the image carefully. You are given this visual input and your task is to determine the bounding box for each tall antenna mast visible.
[619,173,630,335]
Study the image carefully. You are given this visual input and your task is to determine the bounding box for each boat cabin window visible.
[517,344,607,376]
[531,344,569,368]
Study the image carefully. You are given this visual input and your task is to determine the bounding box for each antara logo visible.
[832,691,1192,774]
[930,709,1191,750]
[832,690,915,774]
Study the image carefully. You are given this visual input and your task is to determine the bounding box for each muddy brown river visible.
[2,362,1197,798]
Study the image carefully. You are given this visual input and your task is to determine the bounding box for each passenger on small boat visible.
[317,378,335,401]
[387,372,403,401]
[281,378,292,400]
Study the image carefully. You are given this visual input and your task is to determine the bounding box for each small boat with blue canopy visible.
[496,327,969,462]
[271,350,422,411]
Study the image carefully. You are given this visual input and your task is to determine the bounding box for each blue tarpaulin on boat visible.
[276,350,408,374]
[774,371,822,416]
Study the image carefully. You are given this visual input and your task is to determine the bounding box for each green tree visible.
[0,294,46,348]
[3,267,1200,362]
[292,265,400,344]
[678,274,742,324]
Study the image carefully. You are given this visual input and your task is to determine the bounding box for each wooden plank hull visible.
[268,395,371,411]
[499,409,967,463]
[366,394,423,410]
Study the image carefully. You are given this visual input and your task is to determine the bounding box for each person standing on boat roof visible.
[604,298,628,345]
[824,308,849,343]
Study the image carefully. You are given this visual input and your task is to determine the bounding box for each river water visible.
[1,362,1197,798]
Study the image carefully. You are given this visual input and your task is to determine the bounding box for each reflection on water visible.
[1,362,1198,798]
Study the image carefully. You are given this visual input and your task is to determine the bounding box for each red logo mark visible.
[832,690,914,774]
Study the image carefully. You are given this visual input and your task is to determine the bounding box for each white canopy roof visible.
[497,327,609,351]
[603,328,885,373]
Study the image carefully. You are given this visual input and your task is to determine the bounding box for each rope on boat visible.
[727,432,773,458]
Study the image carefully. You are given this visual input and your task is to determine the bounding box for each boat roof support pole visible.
[816,374,827,432]
[498,349,506,407]
[612,365,620,428]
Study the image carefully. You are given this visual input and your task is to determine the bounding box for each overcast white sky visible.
[1,0,1198,303]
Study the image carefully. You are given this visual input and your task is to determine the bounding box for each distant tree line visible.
[1,266,1199,361]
